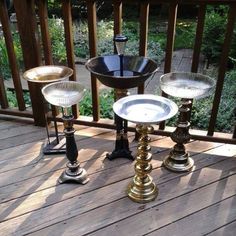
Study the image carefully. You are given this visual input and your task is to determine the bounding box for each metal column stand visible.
[113,94,178,203]
[107,87,133,160]
[85,36,158,162]
[163,99,194,171]
[23,65,73,155]
[107,35,134,161]
[127,124,158,203]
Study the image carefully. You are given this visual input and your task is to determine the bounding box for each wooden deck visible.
[0,116,236,236]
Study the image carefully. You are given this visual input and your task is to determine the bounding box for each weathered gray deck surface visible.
[0,116,236,236]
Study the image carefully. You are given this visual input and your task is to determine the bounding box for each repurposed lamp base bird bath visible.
[42,81,89,184]
[23,65,73,155]
[85,35,158,161]
[113,94,178,203]
[160,72,216,172]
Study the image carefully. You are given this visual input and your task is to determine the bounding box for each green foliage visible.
[74,20,164,64]
[0,33,23,80]
[202,7,227,65]
[0,38,11,79]
[48,17,67,63]
[174,21,196,49]
[215,70,236,132]
[80,90,114,119]
[6,90,31,108]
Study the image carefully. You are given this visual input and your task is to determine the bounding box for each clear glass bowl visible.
[41,81,85,107]
[160,72,216,99]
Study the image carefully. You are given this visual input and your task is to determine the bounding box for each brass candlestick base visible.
[58,115,89,184]
[163,99,194,172]
[127,125,158,203]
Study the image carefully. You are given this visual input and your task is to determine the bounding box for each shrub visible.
[48,17,67,63]
[80,89,114,119]
[74,20,164,64]
[202,7,228,66]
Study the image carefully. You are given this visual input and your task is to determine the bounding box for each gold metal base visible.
[127,176,158,203]
[163,152,194,172]
[58,167,89,184]
[127,125,158,203]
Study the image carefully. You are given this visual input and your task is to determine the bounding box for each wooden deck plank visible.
[20,155,236,236]
[0,118,235,236]
[0,145,234,235]
[206,220,236,236]
[0,136,169,203]
[147,194,236,236]
[0,136,221,203]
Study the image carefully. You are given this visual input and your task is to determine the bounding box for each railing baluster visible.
[0,77,8,109]
[87,0,99,121]
[163,2,178,75]
[138,1,149,94]
[62,0,78,118]
[37,0,53,65]
[208,3,236,136]
[159,1,178,130]
[191,3,206,73]
[0,0,25,111]
[233,125,236,139]
[113,0,122,38]
[14,0,44,126]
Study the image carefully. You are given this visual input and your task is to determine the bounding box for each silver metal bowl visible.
[113,94,178,124]
[160,72,216,99]
[23,65,73,83]
[85,55,158,89]
[41,81,86,108]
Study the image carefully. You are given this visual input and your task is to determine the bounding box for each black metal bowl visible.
[85,55,158,89]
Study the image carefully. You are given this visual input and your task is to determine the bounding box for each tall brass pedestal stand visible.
[113,94,178,203]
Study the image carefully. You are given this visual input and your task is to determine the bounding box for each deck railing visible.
[0,0,235,144]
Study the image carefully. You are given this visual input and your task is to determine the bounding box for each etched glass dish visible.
[160,72,216,99]
[41,81,85,108]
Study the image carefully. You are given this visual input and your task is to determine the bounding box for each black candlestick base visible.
[106,149,134,161]
[58,115,89,184]
[58,165,89,184]
[107,112,134,161]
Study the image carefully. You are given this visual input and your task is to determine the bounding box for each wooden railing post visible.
[191,4,206,73]
[159,1,178,130]
[14,0,44,126]
[0,77,8,109]
[87,0,99,121]
[138,1,149,94]
[0,0,25,111]
[37,0,53,65]
[62,0,79,118]
[113,0,122,40]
